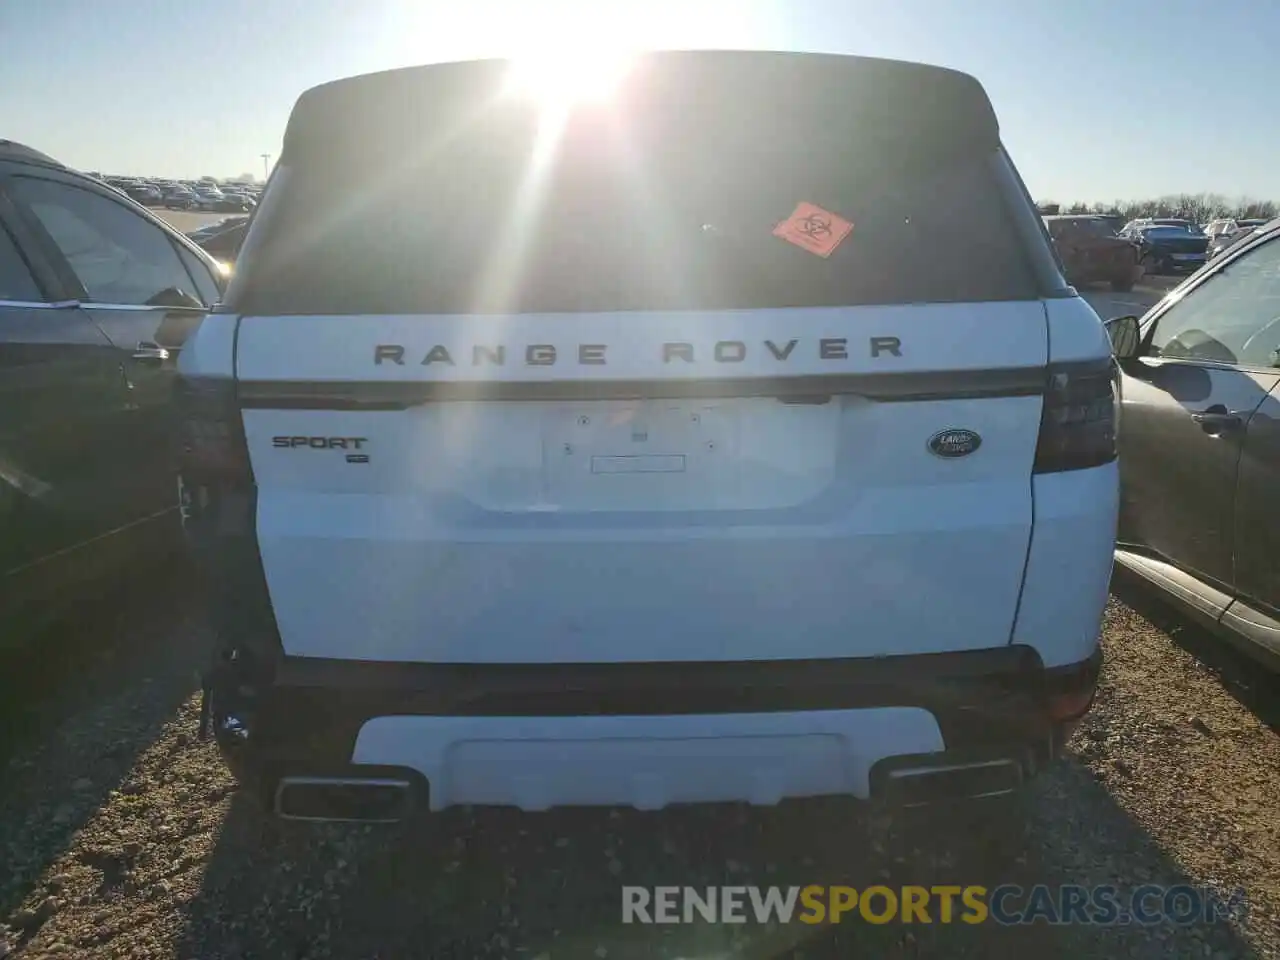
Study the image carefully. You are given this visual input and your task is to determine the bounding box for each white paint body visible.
[185,295,1118,809]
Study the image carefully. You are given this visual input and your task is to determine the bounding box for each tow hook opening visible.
[199,644,268,747]
[274,777,415,823]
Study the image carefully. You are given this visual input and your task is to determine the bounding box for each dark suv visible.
[0,140,227,643]
[1043,215,1141,291]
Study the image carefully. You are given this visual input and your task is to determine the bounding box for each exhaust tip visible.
[875,756,1026,809]
[274,776,414,822]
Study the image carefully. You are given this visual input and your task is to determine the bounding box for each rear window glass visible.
[1078,219,1117,236]
[1144,227,1199,238]
[1048,218,1115,238]
[235,62,1041,315]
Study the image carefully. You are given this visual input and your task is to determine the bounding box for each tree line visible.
[1037,193,1277,223]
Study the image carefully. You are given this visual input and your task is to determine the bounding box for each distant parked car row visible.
[85,172,260,214]
[1041,212,1272,286]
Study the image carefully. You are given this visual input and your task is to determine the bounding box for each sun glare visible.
[504,49,636,108]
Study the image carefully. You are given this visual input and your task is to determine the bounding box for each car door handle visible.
[132,341,171,363]
[1191,406,1243,432]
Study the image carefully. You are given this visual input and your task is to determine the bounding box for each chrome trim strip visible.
[237,367,1049,409]
[0,299,79,309]
[0,299,206,312]
[886,758,1022,779]
[79,302,186,312]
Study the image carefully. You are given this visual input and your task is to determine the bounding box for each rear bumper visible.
[207,644,1101,815]
[1150,250,1207,270]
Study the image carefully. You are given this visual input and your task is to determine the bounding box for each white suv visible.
[177,52,1118,825]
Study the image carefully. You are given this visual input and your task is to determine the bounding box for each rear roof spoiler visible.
[279,51,1000,166]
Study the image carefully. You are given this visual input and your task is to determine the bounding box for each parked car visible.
[1043,215,1141,291]
[1206,218,1269,259]
[214,192,254,212]
[1205,218,1244,241]
[192,218,249,262]
[1120,223,1210,275]
[0,140,227,644]
[187,190,223,211]
[1122,217,1205,235]
[182,52,1115,832]
[1098,214,1125,231]
[124,182,163,206]
[163,187,198,210]
[186,215,249,244]
[1107,217,1280,671]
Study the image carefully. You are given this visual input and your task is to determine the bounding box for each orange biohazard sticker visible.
[772,202,854,258]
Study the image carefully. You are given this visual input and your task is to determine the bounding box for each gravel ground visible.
[1,569,1277,960]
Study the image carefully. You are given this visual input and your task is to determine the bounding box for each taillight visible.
[1033,359,1118,473]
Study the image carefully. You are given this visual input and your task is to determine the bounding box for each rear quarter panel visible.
[1011,296,1117,668]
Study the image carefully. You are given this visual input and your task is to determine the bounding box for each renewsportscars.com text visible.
[621,884,1248,926]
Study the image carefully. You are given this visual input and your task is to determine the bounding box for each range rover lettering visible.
[371,336,902,366]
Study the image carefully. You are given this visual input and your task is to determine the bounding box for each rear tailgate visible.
[236,302,1046,663]
[227,51,1053,664]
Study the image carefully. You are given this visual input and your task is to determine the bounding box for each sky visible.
[1,0,1275,203]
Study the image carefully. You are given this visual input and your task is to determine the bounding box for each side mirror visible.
[1105,314,1142,360]
[153,310,204,350]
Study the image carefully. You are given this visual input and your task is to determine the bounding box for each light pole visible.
[260,153,271,181]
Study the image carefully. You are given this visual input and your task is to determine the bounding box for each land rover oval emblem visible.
[928,428,982,459]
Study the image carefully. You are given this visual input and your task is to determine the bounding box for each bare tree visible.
[1239,198,1278,220]
[1052,193,1278,223]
